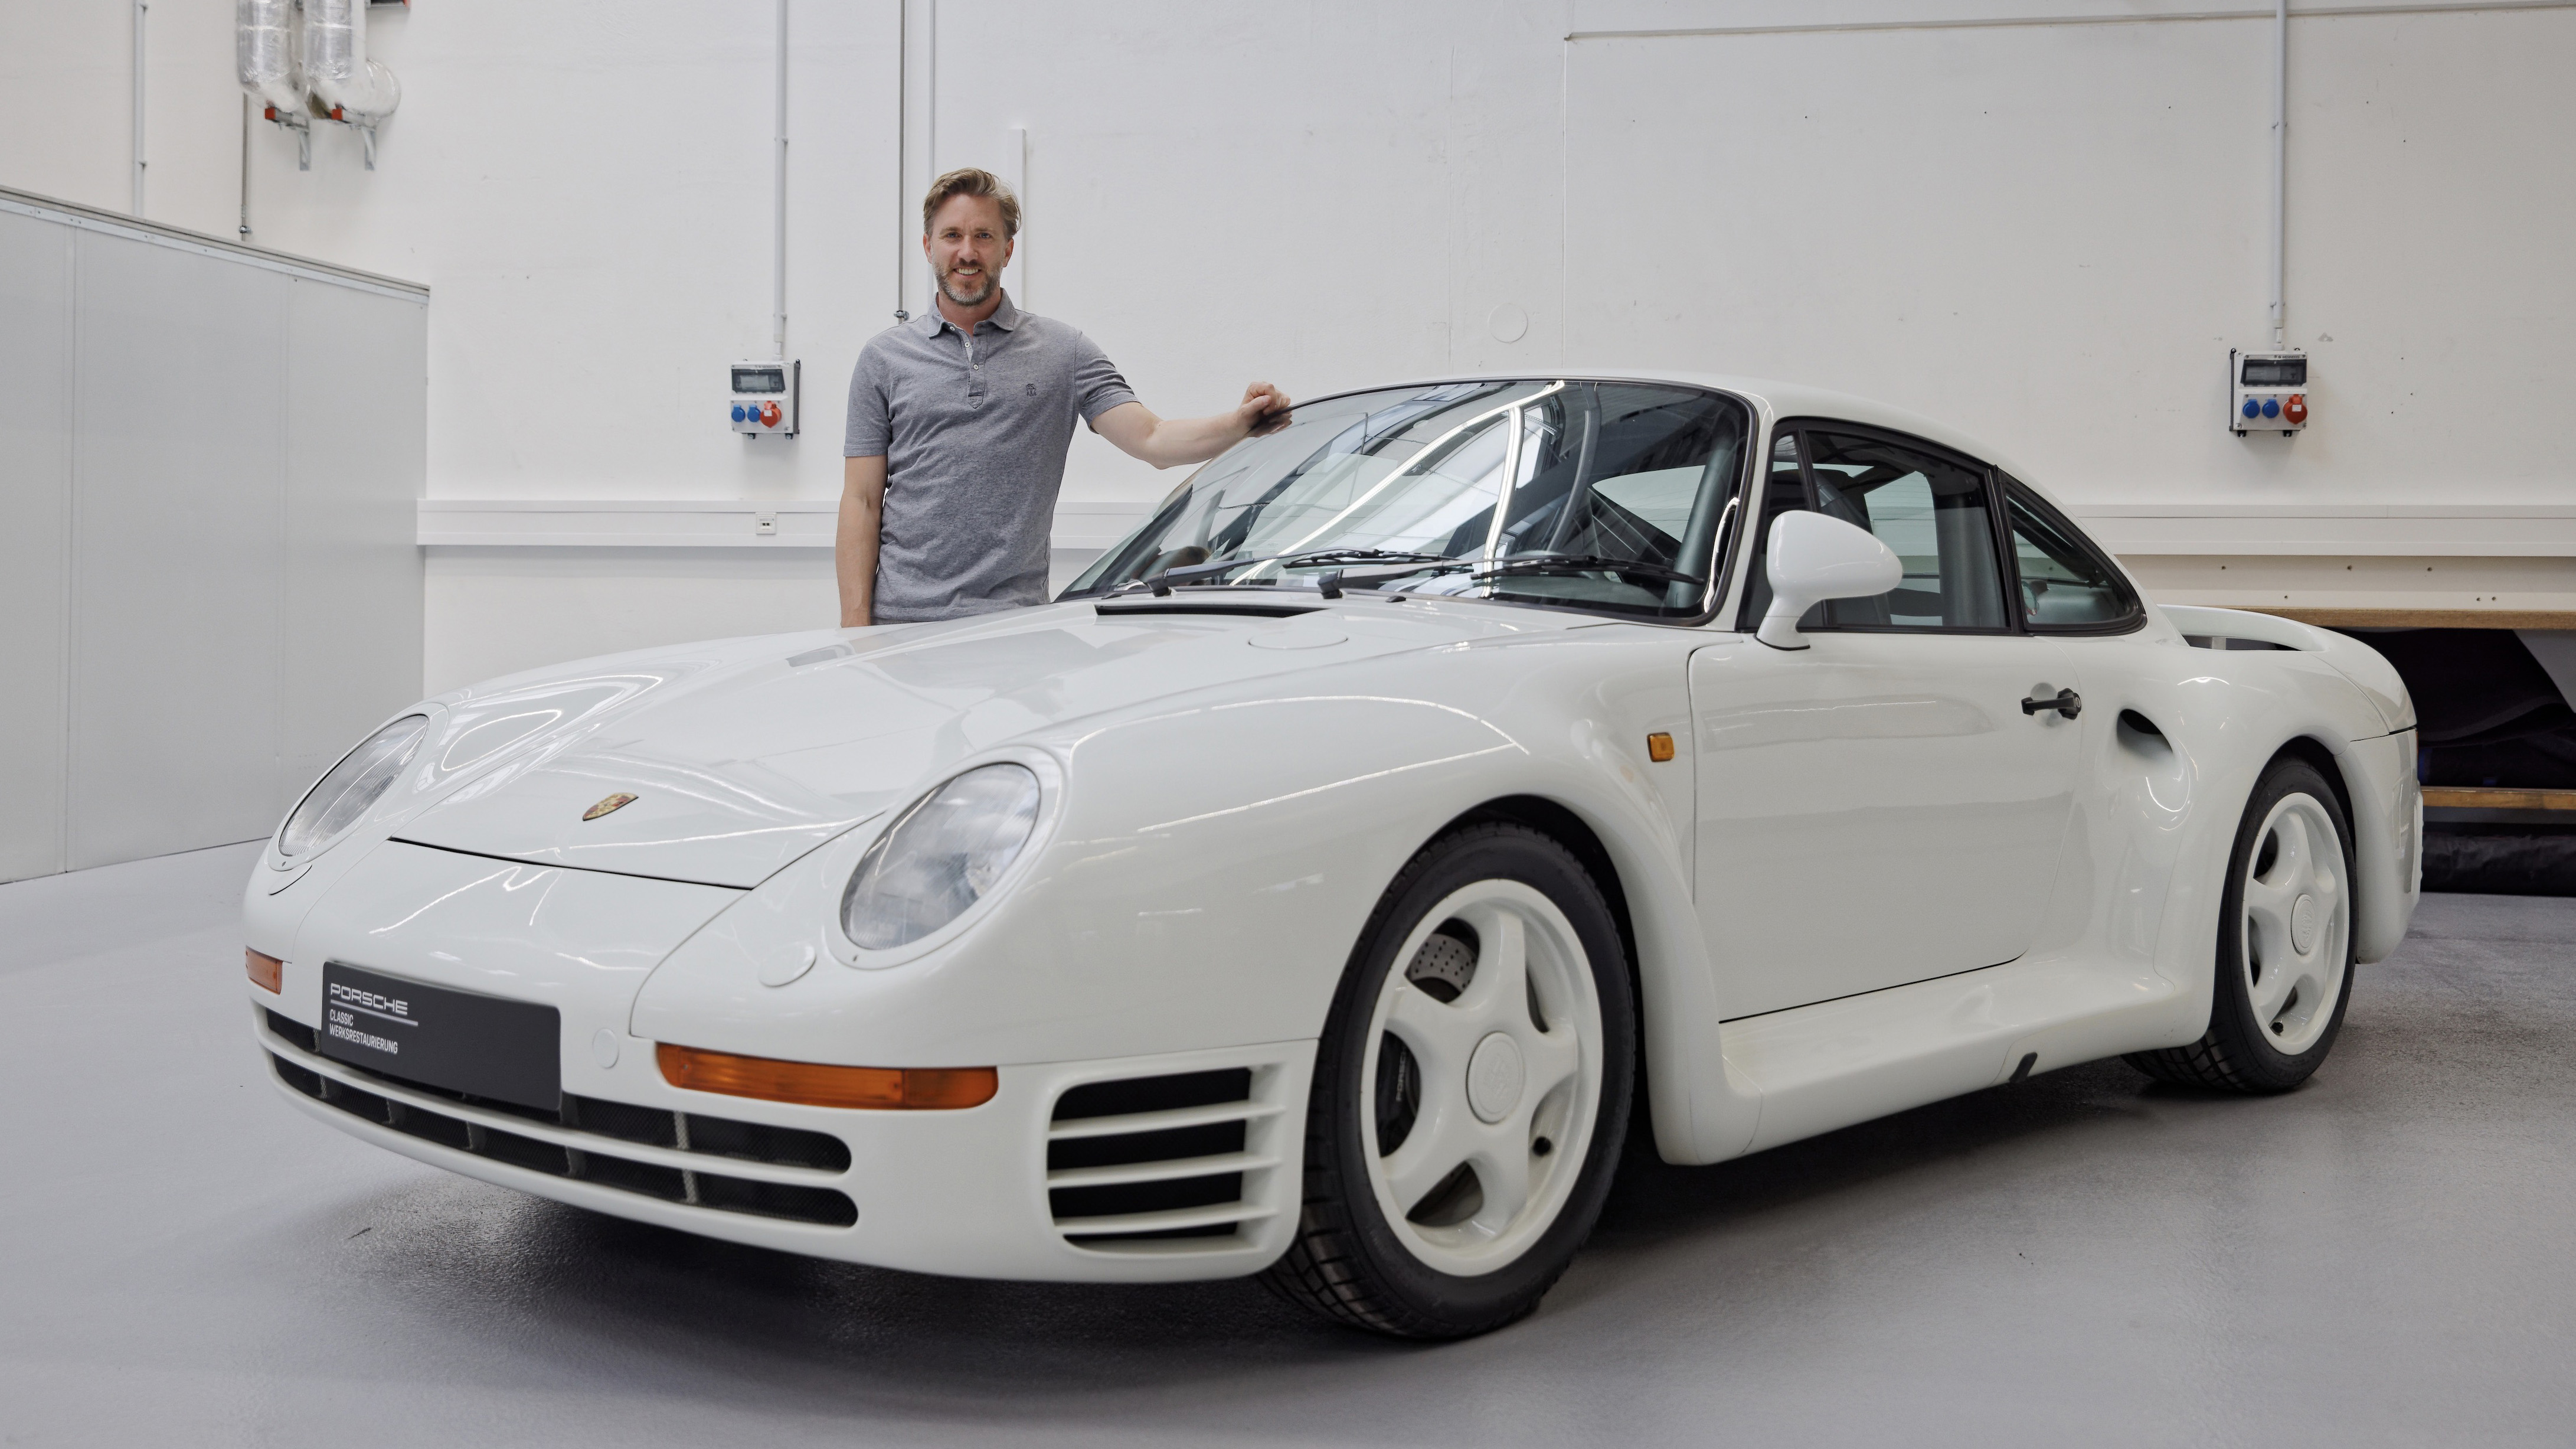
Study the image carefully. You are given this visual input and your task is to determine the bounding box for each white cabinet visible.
[0,191,425,879]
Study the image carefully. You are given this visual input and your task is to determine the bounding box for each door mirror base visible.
[1754,617,1812,651]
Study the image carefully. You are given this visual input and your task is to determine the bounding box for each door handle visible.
[2021,688,2081,720]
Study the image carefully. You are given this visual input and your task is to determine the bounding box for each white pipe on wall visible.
[305,0,400,122]
[1570,3,2576,42]
[235,0,302,118]
[132,0,146,215]
[774,0,789,360]
[894,0,938,322]
[924,0,936,200]
[2270,0,2288,348]
[893,0,908,321]
[1003,125,1026,307]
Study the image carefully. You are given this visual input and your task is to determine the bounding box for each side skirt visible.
[1715,953,2185,1158]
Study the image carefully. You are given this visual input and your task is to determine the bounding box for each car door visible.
[1691,424,2083,1019]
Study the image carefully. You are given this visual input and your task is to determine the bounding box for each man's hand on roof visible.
[1237,381,1293,436]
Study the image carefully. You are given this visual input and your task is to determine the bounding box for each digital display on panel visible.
[733,367,787,394]
[2241,357,2307,387]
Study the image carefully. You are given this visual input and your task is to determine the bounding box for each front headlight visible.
[277,714,431,861]
[840,763,1042,949]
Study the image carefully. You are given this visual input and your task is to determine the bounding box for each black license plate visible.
[318,962,563,1114]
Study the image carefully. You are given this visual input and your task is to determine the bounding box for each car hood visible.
[394,596,1566,887]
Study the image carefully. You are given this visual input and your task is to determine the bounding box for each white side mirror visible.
[1757,510,1904,650]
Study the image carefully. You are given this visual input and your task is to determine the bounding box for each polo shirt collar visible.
[915,289,1021,337]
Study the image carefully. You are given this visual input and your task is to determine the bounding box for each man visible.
[839,168,1289,626]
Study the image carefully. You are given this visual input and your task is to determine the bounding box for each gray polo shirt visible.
[844,292,1137,623]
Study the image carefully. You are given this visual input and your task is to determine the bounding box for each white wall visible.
[1564,1,2575,502]
[5,0,2571,695]
[0,0,242,236]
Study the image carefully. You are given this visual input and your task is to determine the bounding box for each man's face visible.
[924,194,1013,309]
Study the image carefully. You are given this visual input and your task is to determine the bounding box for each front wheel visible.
[2128,756,2356,1094]
[1262,823,1636,1338]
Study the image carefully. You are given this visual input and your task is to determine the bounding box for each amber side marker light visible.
[657,1042,996,1110]
[1646,732,1675,763]
[246,948,284,994]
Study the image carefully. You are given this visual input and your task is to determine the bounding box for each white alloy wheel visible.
[1359,879,1603,1277]
[2237,791,2351,1054]
[2128,756,2358,1095]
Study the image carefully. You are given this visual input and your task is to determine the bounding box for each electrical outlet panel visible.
[2231,349,2309,436]
[730,360,800,438]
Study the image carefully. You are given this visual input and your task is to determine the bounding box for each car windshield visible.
[1063,380,1752,619]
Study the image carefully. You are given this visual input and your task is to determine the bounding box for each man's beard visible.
[937,263,996,308]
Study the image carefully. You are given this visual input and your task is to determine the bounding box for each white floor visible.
[4,843,2572,1447]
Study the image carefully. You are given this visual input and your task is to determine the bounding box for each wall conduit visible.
[132,0,147,215]
[893,0,908,321]
[2270,0,2289,348]
[774,0,790,359]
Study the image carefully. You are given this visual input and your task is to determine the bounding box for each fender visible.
[2061,615,2416,1053]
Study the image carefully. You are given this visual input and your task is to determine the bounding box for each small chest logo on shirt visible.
[1026,382,1037,395]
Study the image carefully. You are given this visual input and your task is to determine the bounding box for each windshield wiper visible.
[1126,547,1461,596]
[1274,548,1456,569]
[1472,554,1707,588]
[1322,553,1705,599]
[1119,548,1702,602]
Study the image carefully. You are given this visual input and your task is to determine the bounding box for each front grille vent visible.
[264,1007,857,1229]
[273,1051,854,1227]
[1047,1066,1281,1251]
[266,1008,848,1172]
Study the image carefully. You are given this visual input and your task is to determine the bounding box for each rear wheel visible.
[2129,757,2355,1094]
[1262,824,1635,1338]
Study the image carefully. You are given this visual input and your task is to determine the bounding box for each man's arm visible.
[1091,381,1291,469]
[836,454,887,627]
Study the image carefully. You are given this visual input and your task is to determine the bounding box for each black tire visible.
[1261,823,1636,1339]
[2127,757,2356,1094]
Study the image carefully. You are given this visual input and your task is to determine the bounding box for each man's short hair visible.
[922,168,1021,239]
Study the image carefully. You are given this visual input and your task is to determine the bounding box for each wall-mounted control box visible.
[2230,349,2309,436]
[730,360,800,437]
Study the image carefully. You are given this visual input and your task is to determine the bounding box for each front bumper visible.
[254,1007,1313,1283]
[250,836,1318,1282]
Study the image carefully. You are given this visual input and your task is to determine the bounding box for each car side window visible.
[2003,479,2142,631]
[1803,431,2008,631]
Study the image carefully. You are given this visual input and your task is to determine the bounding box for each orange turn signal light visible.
[656,1042,996,1111]
[1646,732,1675,763]
[246,948,284,994]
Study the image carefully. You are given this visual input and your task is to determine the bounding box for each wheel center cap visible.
[2291,893,2320,954]
[1467,1032,1525,1124]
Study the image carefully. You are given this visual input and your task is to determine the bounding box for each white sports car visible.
[243,374,2420,1338]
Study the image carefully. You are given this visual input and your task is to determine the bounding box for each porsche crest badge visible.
[582,792,639,821]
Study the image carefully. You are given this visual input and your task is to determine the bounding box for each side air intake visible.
[1045,1066,1290,1252]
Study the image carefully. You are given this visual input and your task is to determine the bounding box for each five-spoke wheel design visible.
[2237,791,2350,1054]
[2127,756,2357,1094]
[1361,880,1603,1277]
[1264,822,1634,1337]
